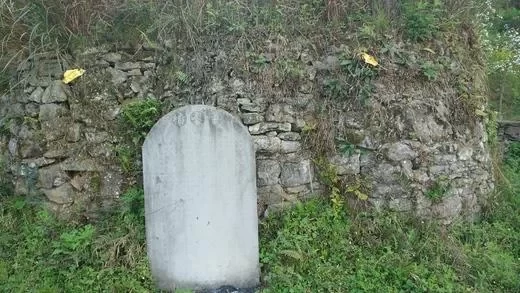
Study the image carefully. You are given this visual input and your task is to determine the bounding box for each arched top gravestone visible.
[143,105,260,291]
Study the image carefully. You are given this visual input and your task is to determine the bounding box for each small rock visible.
[38,165,70,189]
[280,141,301,153]
[240,101,267,113]
[257,184,285,205]
[265,104,295,123]
[102,107,121,121]
[257,160,281,186]
[142,63,155,70]
[115,62,141,71]
[85,131,109,143]
[285,185,310,194]
[127,69,142,76]
[39,104,68,121]
[249,122,291,135]
[20,142,43,158]
[457,147,473,161]
[253,136,281,153]
[67,124,82,142]
[43,183,74,204]
[102,52,122,63]
[280,160,313,187]
[41,80,69,103]
[385,142,418,162]
[8,138,18,156]
[60,158,100,171]
[106,67,128,86]
[237,98,251,105]
[22,157,55,167]
[278,132,301,141]
[70,174,87,191]
[24,103,39,117]
[291,118,306,132]
[330,153,361,176]
[389,198,413,212]
[101,170,124,197]
[43,149,70,159]
[241,113,264,125]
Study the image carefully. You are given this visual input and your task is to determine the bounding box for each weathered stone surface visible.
[280,141,301,153]
[330,153,361,176]
[22,157,55,167]
[60,158,100,171]
[458,147,473,161]
[285,185,310,195]
[389,197,413,212]
[433,194,462,221]
[385,142,418,162]
[127,68,142,76]
[257,160,280,186]
[107,67,127,85]
[8,138,18,156]
[102,52,122,63]
[265,104,296,123]
[240,100,267,113]
[29,87,44,103]
[41,120,69,142]
[249,122,291,135]
[115,62,141,71]
[280,160,312,187]
[143,105,259,290]
[39,104,68,121]
[278,132,301,141]
[24,103,39,117]
[20,142,43,158]
[43,183,74,204]
[241,113,264,125]
[44,149,70,159]
[85,131,109,143]
[41,80,69,103]
[253,136,281,153]
[101,170,124,197]
[67,124,82,142]
[373,184,407,198]
[38,165,70,189]
[257,184,285,205]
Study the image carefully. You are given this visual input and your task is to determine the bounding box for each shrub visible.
[403,1,442,42]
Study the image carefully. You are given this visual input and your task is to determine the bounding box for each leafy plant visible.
[420,61,442,81]
[425,178,450,201]
[403,1,442,42]
[313,157,344,214]
[276,58,304,81]
[338,53,378,102]
[119,98,162,172]
[120,98,162,142]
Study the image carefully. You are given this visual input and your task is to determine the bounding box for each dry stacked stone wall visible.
[0,43,495,223]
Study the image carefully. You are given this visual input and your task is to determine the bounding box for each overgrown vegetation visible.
[1,0,518,291]
[117,98,162,173]
[260,142,520,291]
[0,189,153,291]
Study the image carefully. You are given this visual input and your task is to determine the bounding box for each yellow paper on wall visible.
[62,69,85,84]
[361,53,378,67]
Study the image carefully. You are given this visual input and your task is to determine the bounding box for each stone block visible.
[256,160,280,186]
[280,160,312,187]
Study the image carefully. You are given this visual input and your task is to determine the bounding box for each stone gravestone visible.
[143,105,260,291]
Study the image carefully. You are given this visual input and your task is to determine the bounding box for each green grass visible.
[0,189,153,292]
[260,143,520,292]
